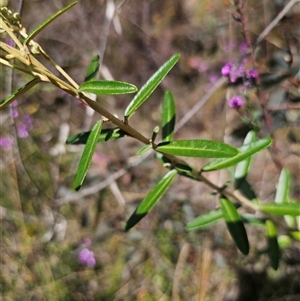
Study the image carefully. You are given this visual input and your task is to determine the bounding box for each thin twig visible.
[256,0,300,45]
[175,77,226,132]
[54,77,227,206]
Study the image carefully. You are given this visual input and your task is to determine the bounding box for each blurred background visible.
[1,0,300,300]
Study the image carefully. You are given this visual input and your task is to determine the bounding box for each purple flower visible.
[221,63,233,76]
[11,109,19,118]
[17,124,29,138]
[14,114,34,138]
[229,96,244,109]
[12,100,18,107]
[0,137,13,149]
[78,248,96,267]
[23,115,33,131]
[248,69,258,79]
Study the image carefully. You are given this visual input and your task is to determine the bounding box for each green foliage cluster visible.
[0,0,299,282]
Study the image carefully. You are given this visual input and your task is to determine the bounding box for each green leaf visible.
[78,80,137,95]
[265,220,280,270]
[74,120,103,191]
[185,209,223,231]
[266,219,277,237]
[151,126,160,143]
[234,132,258,200]
[278,235,292,248]
[275,168,290,204]
[275,169,294,227]
[219,198,249,255]
[174,163,193,172]
[125,169,177,231]
[259,203,300,216]
[241,214,266,226]
[0,78,40,110]
[136,144,152,157]
[85,55,100,82]
[24,1,78,45]
[66,127,126,144]
[234,178,257,201]
[290,231,300,241]
[234,131,256,180]
[162,91,176,142]
[124,54,180,119]
[156,140,238,158]
[202,137,272,171]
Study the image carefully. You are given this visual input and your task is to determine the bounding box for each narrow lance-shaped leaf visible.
[124,54,180,119]
[151,126,160,143]
[0,78,40,110]
[136,144,152,157]
[259,203,300,216]
[290,231,300,241]
[156,140,238,158]
[185,209,223,231]
[278,235,292,248]
[78,80,137,95]
[66,127,126,145]
[275,168,290,204]
[234,131,258,199]
[24,1,78,45]
[202,137,272,171]
[74,120,103,191]
[162,91,176,142]
[125,169,177,231]
[265,220,280,270]
[219,197,249,255]
[275,168,294,227]
[85,55,100,82]
[234,131,256,180]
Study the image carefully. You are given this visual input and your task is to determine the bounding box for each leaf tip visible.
[74,184,82,191]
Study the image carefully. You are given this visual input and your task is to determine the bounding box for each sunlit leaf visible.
[24,1,78,45]
[259,203,300,216]
[219,197,249,255]
[278,235,292,248]
[0,78,40,110]
[85,55,100,82]
[234,132,258,200]
[185,209,223,231]
[275,168,294,227]
[156,140,238,158]
[275,168,290,204]
[265,220,280,270]
[125,169,177,231]
[290,231,300,241]
[202,137,272,171]
[74,120,103,191]
[234,131,256,180]
[136,144,152,157]
[66,127,126,145]
[78,80,137,95]
[162,91,176,142]
[151,126,160,143]
[124,54,180,119]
